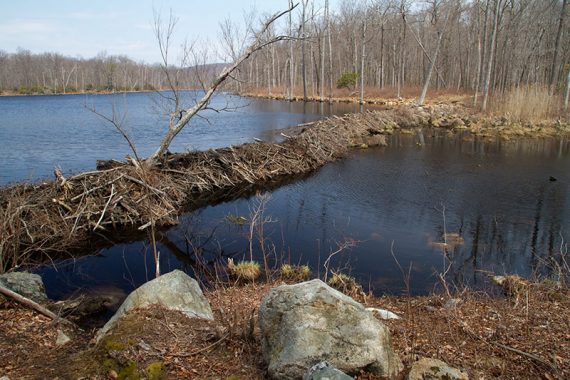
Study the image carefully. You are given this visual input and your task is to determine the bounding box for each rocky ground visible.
[0,274,568,380]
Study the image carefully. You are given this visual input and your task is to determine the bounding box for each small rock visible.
[407,358,468,380]
[0,272,47,302]
[492,275,506,286]
[366,307,401,320]
[444,298,461,309]
[303,361,352,380]
[56,329,71,346]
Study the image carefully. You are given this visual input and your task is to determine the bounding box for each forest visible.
[1,0,568,111]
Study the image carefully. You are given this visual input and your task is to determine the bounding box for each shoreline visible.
[0,275,567,379]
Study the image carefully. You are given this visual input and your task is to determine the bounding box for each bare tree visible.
[549,0,568,94]
[418,1,451,105]
[481,0,501,112]
[301,0,309,101]
[564,67,570,111]
[146,3,298,165]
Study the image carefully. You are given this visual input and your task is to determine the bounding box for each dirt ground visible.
[0,280,568,380]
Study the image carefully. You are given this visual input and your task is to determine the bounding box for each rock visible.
[407,358,468,380]
[444,298,461,309]
[96,270,213,341]
[260,279,403,379]
[0,272,47,302]
[303,362,352,380]
[56,329,71,346]
[366,307,401,320]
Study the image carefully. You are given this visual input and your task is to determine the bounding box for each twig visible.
[123,175,166,196]
[93,184,115,231]
[170,333,229,358]
[460,321,560,375]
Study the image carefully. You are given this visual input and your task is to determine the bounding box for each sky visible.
[1,0,341,64]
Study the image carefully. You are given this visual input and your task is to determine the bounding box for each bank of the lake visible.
[1,275,568,379]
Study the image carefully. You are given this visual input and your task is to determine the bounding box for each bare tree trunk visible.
[320,10,325,101]
[564,69,570,111]
[288,0,294,100]
[418,18,447,105]
[360,11,367,105]
[301,0,308,101]
[326,0,333,102]
[482,0,501,112]
[380,24,385,90]
[549,0,568,94]
[473,0,484,105]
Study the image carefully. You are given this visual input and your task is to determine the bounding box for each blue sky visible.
[1,0,340,64]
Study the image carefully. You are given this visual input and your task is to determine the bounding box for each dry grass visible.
[227,259,261,282]
[280,264,311,283]
[492,86,561,122]
[378,282,569,380]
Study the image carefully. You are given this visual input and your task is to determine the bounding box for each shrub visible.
[336,72,359,91]
[227,259,261,282]
[280,264,310,282]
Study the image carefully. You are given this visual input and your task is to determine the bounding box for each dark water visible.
[38,132,570,299]
[0,91,361,185]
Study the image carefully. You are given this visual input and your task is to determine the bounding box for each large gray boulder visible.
[96,270,213,341]
[260,279,403,379]
[0,272,47,302]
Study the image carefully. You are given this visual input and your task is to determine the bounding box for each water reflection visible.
[39,133,570,297]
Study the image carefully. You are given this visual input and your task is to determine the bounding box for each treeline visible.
[2,0,569,109]
[0,50,220,95]
[233,0,569,109]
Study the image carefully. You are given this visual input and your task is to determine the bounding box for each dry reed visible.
[493,85,559,122]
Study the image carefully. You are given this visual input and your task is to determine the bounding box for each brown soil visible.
[1,280,568,379]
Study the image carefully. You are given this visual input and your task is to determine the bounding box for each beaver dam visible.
[0,105,423,270]
[1,103,569,277]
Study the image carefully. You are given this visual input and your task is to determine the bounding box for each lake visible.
[1,92,569,302]
[0,91,362,185]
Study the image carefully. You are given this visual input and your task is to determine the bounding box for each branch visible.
[0,285,76,327]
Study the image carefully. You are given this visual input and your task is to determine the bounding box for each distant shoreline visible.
[0,89,157,98]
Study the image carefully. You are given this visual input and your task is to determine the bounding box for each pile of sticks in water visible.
[0,105,438,272]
